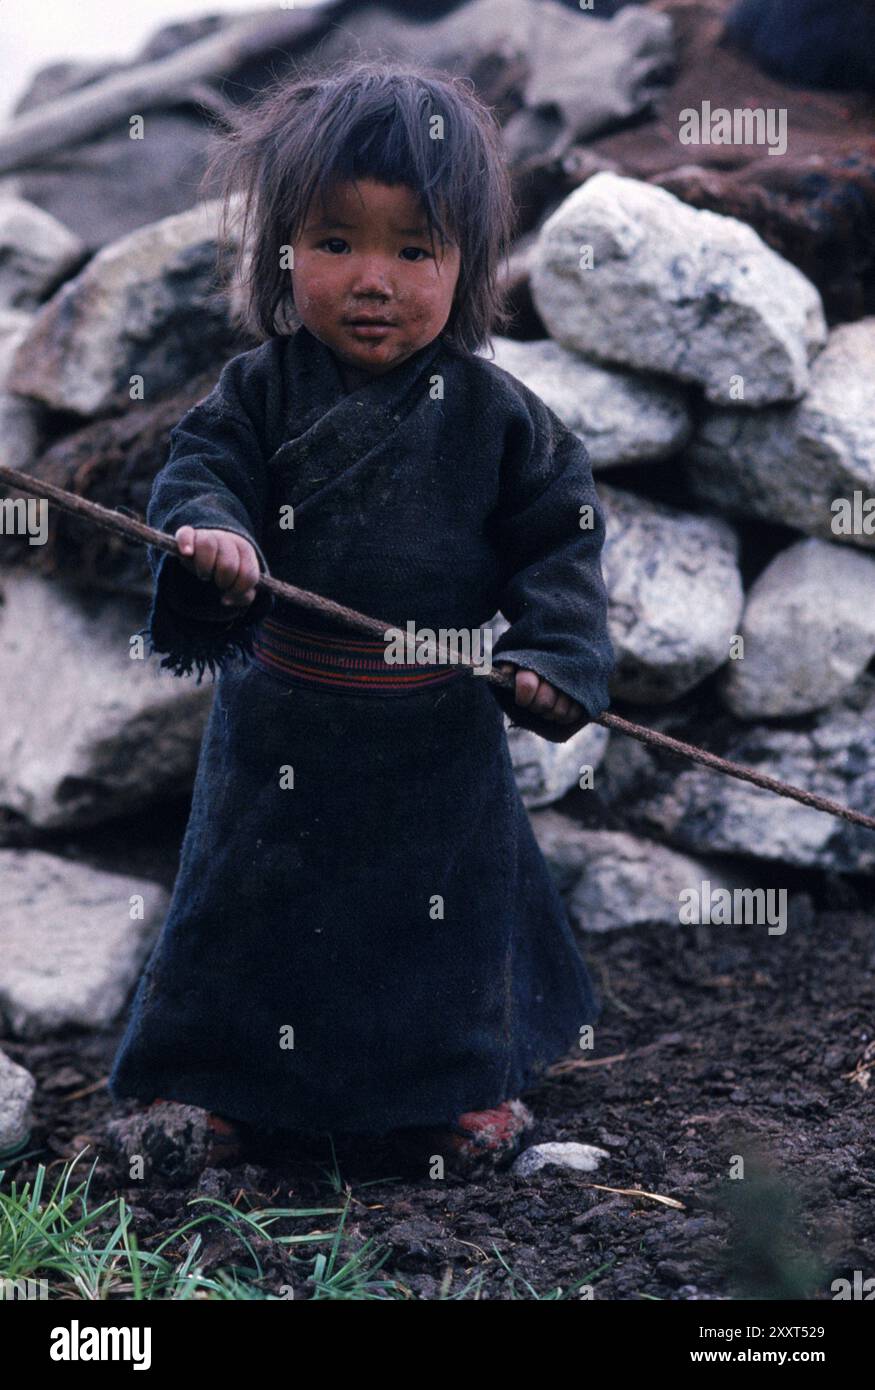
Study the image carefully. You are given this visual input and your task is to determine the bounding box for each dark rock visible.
[103,1100,245,1188]
[575,2,875,321]
[725,0,875,93]
[656,1259,695,1285]
[2,364,228,594]
[9,114,218,254]
[6,12,319,251]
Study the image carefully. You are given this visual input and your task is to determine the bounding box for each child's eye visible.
[315,239,432,262]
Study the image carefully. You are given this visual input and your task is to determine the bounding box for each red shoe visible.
[420,1099,535,1172]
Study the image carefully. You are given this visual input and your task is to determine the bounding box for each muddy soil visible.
[3,812,873,1301]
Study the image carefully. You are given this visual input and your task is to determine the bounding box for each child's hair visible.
[200,55,517,354]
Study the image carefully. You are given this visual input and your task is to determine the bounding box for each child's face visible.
[291,179,461,376]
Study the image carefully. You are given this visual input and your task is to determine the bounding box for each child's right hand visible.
[174,525,261,610]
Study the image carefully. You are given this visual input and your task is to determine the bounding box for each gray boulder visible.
[509,719,610,809]
[0,571,212,832]
[316,0,673,159]
[7,200,240,416]
[719,538,875,718]
[530,172,826,405]
[600,484,744,703]
[598,675,875,875]
[501,2,674,159]
[530,812,741,932]
[0,1050,36,1154]
[0,196,84,310]
[482,335,691,469]
[0,309,40,472]
[684,319,875,551]
[0,848,168,1037]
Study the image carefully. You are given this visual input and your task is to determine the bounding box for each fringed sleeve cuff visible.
[136,525,274,685]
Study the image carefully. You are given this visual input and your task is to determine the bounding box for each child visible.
[108,58,616,1172]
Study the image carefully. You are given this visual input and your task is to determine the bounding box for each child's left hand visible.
[494,663,586,729]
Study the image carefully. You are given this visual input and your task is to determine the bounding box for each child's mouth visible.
[344,320,395,340]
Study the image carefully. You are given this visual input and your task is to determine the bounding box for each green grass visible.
[0,1147,615,1301]
[0,1148,399,1300]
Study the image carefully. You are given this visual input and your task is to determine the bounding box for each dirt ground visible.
[3,800,873,1301]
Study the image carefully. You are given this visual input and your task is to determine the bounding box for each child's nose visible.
[349,256,394,294]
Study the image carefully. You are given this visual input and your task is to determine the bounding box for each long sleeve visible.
[136,349,277,683]
[487,382,616,743]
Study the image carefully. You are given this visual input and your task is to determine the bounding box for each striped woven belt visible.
[250,611,469,694]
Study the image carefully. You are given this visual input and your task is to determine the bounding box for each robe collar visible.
[269,322,449,515]
[283,321,446,433]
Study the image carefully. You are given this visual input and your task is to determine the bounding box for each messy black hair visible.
[199,54,518,354]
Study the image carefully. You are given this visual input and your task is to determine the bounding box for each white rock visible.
[510,719,610,809]
[684,319,875,550]
[528,808,595,894]
[0,1049,36,1153]
[481,335,691,468]
[0,195,84,311]
[529,819,740,932]
[511,1141,610,1177]
[0,848,168,1037]
[569,832,741,934]
[0,309,40,472]
[719,537,875,717]
[531,172,826,405]
[600,483,744,703]
[0,570,212,830]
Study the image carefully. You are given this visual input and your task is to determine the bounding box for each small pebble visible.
[511,1141,610,1178]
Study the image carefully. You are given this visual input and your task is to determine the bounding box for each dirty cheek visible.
[291,260,337,309]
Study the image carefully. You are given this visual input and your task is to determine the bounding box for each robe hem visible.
[107,1013,596,1138]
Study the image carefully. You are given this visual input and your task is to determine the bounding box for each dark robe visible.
[108,322,616,1135]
